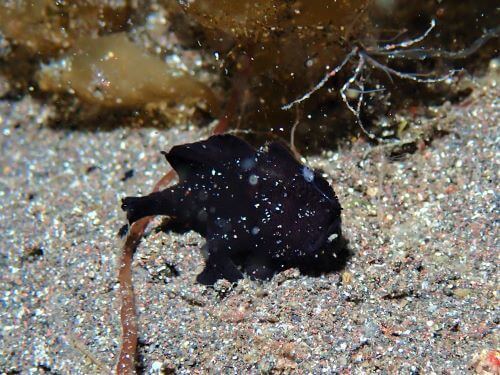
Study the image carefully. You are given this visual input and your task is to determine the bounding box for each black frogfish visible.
[122,134,343,285]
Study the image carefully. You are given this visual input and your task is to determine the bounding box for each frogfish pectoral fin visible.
[121,195,156,224]
[121,190,176,224]
[195,248,243,285]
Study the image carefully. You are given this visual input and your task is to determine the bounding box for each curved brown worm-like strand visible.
[116,53,250,374]
[116,169,176,375]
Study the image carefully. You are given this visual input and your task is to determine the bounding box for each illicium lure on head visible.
[122,134,345,285]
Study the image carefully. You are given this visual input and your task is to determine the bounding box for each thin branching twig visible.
[369,25,500,59]
[281,47,359,110]
[340,54,377,140]
[361,52,461,83]
[281,19,497,141]
[378,19,436,51]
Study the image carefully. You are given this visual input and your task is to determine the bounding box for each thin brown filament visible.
[115,52,252,374]
[116,169,177,375]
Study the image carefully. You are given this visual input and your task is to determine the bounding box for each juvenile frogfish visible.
[122,134,344,285]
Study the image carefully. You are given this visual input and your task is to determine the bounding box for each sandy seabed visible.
[0,69,498,374]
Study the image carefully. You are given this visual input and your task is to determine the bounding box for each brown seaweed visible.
[37,33,219,113]
[0,0,132,55]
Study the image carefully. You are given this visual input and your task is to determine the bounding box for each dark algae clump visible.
[122,134,344,285]
[0,1,497,138]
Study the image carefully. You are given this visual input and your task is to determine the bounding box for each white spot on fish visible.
[249,174,259,185]
[327,233,338,242]
[302,166,314,182]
